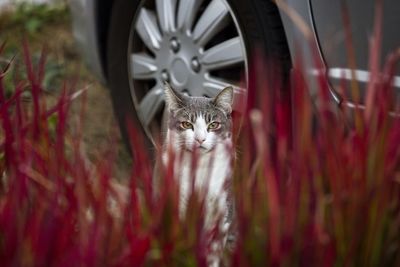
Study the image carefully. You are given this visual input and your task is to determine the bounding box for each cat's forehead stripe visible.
[176,108,222,121]
[187,111,215,123]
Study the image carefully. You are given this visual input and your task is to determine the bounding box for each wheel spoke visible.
[203,76,245,97]
[130,53,158,80]
[201,37,244,71]
[177,0,203,32]
[138,85,164,126]
[135,8,162,52]
[156,0,177,33]
[192,0,229,47]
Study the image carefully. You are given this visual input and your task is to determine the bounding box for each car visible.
[69,0,400,146]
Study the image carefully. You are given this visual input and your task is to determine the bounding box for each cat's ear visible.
[164,82,184,110]
[213,86,234,114]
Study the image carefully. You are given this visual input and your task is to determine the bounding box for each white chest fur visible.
[162,142,232,228]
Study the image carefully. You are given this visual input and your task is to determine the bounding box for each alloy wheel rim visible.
[128,0,248,140]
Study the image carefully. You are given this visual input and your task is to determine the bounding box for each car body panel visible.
[311,0,400,104]
[277,0,332,101]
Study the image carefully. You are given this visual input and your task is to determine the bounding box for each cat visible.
[161,82,235,265]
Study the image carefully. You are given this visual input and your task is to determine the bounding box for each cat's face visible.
[164,83,233,153]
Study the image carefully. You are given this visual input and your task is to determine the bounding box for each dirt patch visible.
[0,4,132,180]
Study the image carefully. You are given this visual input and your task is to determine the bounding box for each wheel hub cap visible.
[170,58,189,86]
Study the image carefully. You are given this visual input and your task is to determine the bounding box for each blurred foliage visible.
[0,47,65,98]
[0,2,68,35]
[1,43,400,266]
[0,2,70,97]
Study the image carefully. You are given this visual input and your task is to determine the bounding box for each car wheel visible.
[107,0,291,151]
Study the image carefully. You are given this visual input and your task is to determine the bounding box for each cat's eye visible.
[181,121,193,129]
[208,122,220,130]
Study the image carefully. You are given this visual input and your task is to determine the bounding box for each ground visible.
[0,3,131,180]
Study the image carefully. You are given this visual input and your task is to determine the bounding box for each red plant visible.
[1,16,400,266]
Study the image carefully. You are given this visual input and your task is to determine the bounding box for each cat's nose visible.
[195,137,206,144]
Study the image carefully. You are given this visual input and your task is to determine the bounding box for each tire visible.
[228,0,291,70]
[106,0,291,153]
